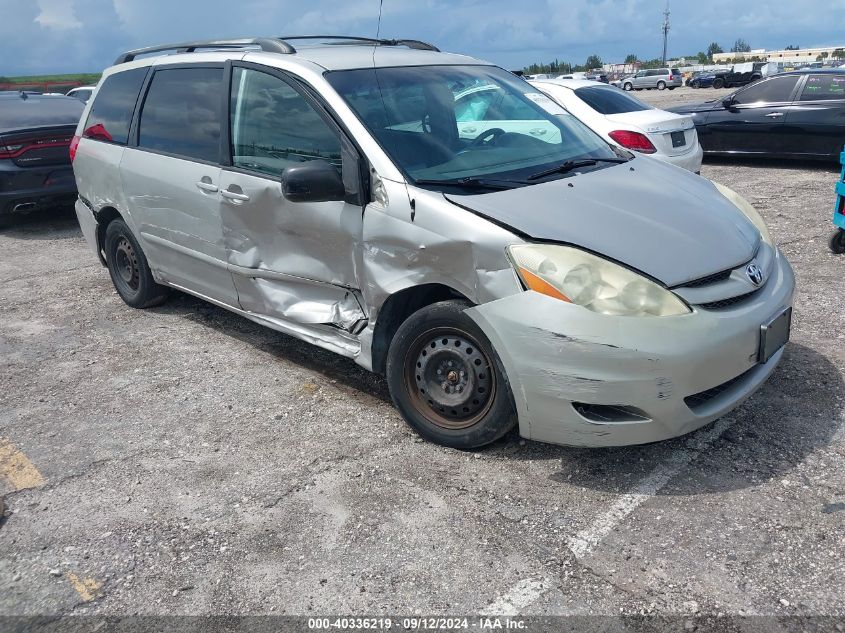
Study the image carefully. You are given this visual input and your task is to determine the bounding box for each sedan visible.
[0,92,83,222]
[689,72,719,89]
[530,78,703,172]
[669,69,845,160]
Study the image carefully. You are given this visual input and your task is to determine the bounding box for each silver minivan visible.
[623,68,683,91]
[71,37,794,450]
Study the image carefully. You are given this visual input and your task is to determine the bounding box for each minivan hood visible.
[443,156,759,287]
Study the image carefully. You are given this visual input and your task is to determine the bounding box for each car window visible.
[574,86,651,114]
[732,75,801,105]
[82,68,147,144]
[138,67,223,162]
[799,74,845,101]
[229,67,341,178]
[454,86,538,122]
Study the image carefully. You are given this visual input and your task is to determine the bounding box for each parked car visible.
[529,78,703,172]
[669,69,845,160]
[585,72,609,83]
[611,74,634,88]
[1,92,83,221]
[66,85,96,103]
[688,72,719,89]
[622,68,683,91]
[72,36,793,449]
[711,62,765,89]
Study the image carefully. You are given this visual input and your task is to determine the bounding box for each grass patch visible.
[0,73,101,85]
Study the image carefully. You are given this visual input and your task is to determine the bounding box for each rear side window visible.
[671,69,681,76]
[800,74,845,101]
[733,75,800,105]
[83,68,147,144]
[138,67,223,162]
[574,86,651,114]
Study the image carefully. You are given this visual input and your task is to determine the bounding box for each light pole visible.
[661,3,670,66]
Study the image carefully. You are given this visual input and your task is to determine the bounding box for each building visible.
[713,46,845,64]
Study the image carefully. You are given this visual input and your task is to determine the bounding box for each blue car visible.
[688,72,718,89]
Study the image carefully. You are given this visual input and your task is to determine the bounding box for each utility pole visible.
[661,3,670,66]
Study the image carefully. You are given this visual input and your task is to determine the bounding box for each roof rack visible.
[278,35,440,52]
[113,35,439,64]
[113,38,295,64]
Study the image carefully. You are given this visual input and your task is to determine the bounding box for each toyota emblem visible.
[746,263,763,286]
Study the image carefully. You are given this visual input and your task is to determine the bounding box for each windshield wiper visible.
[527,157,629,181]
[413,177,524,191]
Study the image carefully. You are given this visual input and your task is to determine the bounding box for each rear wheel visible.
[386,300,517,449]
[623,82,633,91]
[713,78,725,89]
[105,218,169,308]
[831,229,845,254]
[657,81,666,90]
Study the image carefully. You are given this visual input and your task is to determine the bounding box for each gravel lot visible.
[1,86,844,623]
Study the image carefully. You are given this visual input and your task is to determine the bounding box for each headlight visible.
[712,182,772,246]
[507,244,690,317]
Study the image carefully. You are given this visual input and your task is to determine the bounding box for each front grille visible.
[573,403,650,423]
[680,269,732,288]
[698,290,759,310]
[684,366,756,411]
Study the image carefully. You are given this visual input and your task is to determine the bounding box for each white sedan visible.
[529,78,703,173]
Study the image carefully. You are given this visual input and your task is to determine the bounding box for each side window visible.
[138,67,223,162]
[733,75,800,105]
[800,75,845,101]
[82,67,147,144]
[229,67,341,178]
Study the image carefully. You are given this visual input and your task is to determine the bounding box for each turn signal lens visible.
[608,129,657,154]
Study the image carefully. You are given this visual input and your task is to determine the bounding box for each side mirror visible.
[722,96,735,109]
[281,160,345,203]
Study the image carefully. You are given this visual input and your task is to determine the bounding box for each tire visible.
[623,82,633,91]
[831,229,845,254]
[386,299,517,449]
[713,78,725,89]
[104,218,169,308]
[691,82,699,89]
[657,81,666,90]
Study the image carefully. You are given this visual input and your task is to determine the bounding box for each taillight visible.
[669,74,674,80]
[69,135,81,162]
[0,144,25,159]
[608,130,657,154]
[0,136,73,159]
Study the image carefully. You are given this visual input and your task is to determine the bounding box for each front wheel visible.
[657,81,666,90]
[623,83,633,91]
[831,229,845,254]
[713,78,725,89]
[386,300,517,449]
[104,218,169,308]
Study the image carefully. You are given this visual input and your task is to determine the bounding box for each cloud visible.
[2,0,845,75]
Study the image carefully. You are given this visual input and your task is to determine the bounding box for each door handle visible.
[195,181,218,193]
[766,112,784,118]
[221,189,250,202]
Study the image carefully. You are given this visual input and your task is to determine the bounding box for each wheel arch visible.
[370,283,473,376]
[94,206,125,265]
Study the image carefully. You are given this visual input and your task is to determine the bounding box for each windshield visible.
[326,65,620,189]
[574,86,652,115]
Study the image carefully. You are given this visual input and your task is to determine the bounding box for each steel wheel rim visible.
[404,327,496,430]
[114,237,140,291]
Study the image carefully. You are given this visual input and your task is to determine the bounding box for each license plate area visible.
[759,307,791,363]
[671,130,686,148]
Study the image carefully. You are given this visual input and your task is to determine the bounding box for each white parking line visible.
[480,578,551,616]
[568,416,735,559]
[484,417,735,615]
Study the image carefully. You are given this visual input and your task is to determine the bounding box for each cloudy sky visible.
[2,0,845,76]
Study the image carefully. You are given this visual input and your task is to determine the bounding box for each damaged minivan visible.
[71,37,794,449]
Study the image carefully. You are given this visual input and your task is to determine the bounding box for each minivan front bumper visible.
[465,252,794,447]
